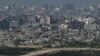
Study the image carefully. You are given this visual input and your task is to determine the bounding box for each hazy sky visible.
[0,0,100,7]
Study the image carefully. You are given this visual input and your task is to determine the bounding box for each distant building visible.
[27,15,34,23]
[0,19,9,30]
[59,24,68,30]
[84,23,97,31]
[40,16,54,25]
[76,16,95,25]
[9,20,19,30]
[46,16,51,24]
[89,5,96,11]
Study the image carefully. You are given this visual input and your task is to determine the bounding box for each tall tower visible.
[46,16,51,24]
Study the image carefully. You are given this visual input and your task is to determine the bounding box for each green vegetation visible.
[40,50,100,56]
[65,41,100,48]
[0,46,39,55]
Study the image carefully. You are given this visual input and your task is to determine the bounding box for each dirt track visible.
[22,48,100,56]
